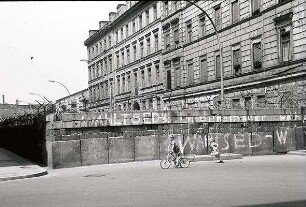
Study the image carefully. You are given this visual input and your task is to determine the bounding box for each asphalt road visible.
[0,155,306,207]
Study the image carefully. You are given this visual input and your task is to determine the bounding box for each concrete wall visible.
[45,108,305,169]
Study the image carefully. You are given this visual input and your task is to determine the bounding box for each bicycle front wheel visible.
[180,158,190,168]
[160,159,171,169]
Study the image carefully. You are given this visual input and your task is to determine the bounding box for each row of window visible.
[165,25,292,90]
[162,0,262,49]
[88,3,159,60]
[116,32,159,69]
[115,3,158,44]
[89,63,161,103]
[88,32,160,82]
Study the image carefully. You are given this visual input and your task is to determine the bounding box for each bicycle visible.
[160,151,190,169]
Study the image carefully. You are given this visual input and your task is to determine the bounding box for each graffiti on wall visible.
[75,112,302,127]
[181,134,208,154]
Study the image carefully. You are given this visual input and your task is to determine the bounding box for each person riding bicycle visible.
[167,134,182,166]
[209,137,224,163]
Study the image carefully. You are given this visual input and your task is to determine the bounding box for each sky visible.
[0,1,125,105]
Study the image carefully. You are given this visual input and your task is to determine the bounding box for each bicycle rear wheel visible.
[160,159,171,169]
[180,158,190,168]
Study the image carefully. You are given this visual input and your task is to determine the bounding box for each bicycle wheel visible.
[180,158,190,168]
[160,159,171,169]
[186,154,196,162]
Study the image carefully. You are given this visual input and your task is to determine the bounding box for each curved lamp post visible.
[185,0,224,104]
[80,59,89,63]
[48,80,71,96]
[29,92,50,103]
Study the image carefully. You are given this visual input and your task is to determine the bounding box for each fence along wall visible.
[45,108,305,168]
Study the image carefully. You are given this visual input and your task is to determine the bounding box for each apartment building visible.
[85,0,306,111]
[161,0,305,110]
[55,89,89,113]
[84,1,163,111]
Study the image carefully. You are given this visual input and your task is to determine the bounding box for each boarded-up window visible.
[153,4,157,20]
[257,95,266,108]
[245,97,252,109]
[232,1,239,24]
[134,72,138,90]
[139,15,142,29]
[121,51,124,65]
[173,27,179,46]
[165,30,170,49]
[187,60,194,85]
[215,5,221,30]
[186,22,192,43]
[155,64,160,84]
[133,45,137,61]
[154,34,159,51]
[232,98,241,109]
[199,15,205,38]
[253,42,262,70]
[173,60,180,88]
[252,0,260,15]
[146,10,149,25]
[164,1,169,16]
[122,76,125,93]
[281,30,290,62]
[116,54,119,68]
[233,48,241,75]
[126,49,130,64]
[148,67,151,86]
[127,75,130,92]
[117,78,120,94]
[215,54,221,79]
[166,69,171,90]
[147,38,150,55]
[200,56,208,83]
[132,20,136,33]
[141,70,145,88]
[140,42,144,58]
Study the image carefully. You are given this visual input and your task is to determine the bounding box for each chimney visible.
[89,30,98,37]
[109,12,118,22]
[99,21,109,29]
[116,4,126,16]
[2,95,4,104]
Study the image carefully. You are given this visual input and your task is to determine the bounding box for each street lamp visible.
[186,0,224,104]
[29,92,50,103]
[80,59,89,63]
[48,80,70,96]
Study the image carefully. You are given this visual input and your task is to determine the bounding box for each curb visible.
[287,150,306,156]
[193,153,243,162]
[0,170,48,181]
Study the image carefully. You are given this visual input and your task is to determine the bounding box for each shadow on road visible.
[237,199,306,207]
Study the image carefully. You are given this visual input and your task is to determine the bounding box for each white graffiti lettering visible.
[276,130,287,145]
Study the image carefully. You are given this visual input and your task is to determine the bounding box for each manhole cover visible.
[83,174,107,178]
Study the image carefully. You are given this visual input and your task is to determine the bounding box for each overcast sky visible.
[0,1,125,104]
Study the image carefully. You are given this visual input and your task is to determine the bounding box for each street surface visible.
[0,155,305,207]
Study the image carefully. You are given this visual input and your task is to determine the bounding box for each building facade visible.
[55,89,89,113]
[84,0,306,111]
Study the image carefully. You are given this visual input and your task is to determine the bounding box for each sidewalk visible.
[0,148,48,181]
[287,150,306,156]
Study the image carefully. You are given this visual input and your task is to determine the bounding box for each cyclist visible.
[209,137,224,163]
[167,134,182,166]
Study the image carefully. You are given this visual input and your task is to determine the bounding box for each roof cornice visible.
[84,1,150,47]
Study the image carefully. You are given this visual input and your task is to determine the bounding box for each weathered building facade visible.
[84,1,164,111]
[55,89,89,113]
[85,0,306,111]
